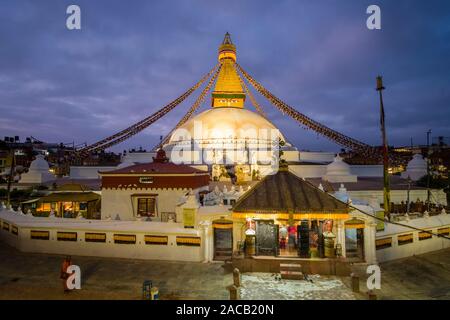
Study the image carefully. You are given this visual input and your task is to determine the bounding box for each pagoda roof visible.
[232,169,349,218]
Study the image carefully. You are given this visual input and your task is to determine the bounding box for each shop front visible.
[232,168,351,260]
[235,215,349,259]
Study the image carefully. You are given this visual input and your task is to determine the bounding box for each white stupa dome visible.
[401,154,427,181]
[28,154,50,171]
[323,155,357,183]
[406,154,427,171]
[326,155,351,176]
[168,107,287,146]
[20,154,54,184]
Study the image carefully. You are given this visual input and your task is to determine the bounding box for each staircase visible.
[280,262,304,280]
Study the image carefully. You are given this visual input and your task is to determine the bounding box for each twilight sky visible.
[1,0,449,152]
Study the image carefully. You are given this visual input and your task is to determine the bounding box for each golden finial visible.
[218,32,236,62]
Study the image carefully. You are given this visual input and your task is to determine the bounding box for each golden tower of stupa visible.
[211,33,246,108]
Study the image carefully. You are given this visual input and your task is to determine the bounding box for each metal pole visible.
[377,76,391,220]
[406,177,411,214]
[6,148,15,207]
[426,130,431,211]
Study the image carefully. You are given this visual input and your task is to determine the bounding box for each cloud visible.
[0,0,449,152]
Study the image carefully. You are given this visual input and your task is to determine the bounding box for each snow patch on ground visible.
[240,273,356,300]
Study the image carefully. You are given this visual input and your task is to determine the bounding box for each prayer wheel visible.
[245,235,256,256]
[323,232,336,258]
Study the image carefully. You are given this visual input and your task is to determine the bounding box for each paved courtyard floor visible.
[377,249,450,300]
[0,241,449,300]
[0,242,231,300]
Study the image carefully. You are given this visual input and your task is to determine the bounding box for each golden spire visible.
[212,33,246,108]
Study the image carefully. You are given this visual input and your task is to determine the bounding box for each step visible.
[279,263,302,272]
[280,270,304,280]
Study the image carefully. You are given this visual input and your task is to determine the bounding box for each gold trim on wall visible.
[57,232,77,242]
[144,235,168,245]
[113,234,136,244]
[30,230,50,240]
[85,232,106,243]
[176,236,201,246]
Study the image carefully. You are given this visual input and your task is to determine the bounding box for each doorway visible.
[345,227,364,260]
[213,220,233,261]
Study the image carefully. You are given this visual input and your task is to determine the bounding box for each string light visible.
[77,63,220,157]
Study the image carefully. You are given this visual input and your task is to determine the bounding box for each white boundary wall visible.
[375,214,450,262]
[0,209,203,262]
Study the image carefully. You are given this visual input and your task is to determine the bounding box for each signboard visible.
[375,210,385,231]
[183,208,196,229]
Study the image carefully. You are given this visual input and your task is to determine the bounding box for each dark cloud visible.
[0,0,449,151]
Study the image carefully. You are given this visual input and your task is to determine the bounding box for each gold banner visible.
[183,208,196,228]
[145,235,168,245]
[376,237,392,246]
[114,234,136,244]
[398,234,413,242]
[57,232,77,241]
[85,233,106,242]
[30,230,50,240]
[376,210,385,232]
[419,231,432,240]
[176,236,201,246]
[213,223,233,229]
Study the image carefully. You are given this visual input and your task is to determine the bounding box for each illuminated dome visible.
[168,106,286,145]
[163,33,296,169]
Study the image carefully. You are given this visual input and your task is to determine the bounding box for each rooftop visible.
[233,169,349,214]
[100,162,208,175]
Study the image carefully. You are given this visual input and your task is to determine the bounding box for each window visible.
[161,212,176,222]
[137,198,157,217]
[37,203,52,212]
[139,177,154,184]
[223,199,228,205]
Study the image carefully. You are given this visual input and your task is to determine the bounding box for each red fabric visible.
[288,226,296,235]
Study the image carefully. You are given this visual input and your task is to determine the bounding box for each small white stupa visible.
[333,183,350,203]
[401,154,427,181]
[323,155,357,183]
[20,155,55,184]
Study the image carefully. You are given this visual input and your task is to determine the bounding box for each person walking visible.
[60,256,72,293]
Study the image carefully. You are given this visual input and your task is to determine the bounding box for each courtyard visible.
[0,241,449,300]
